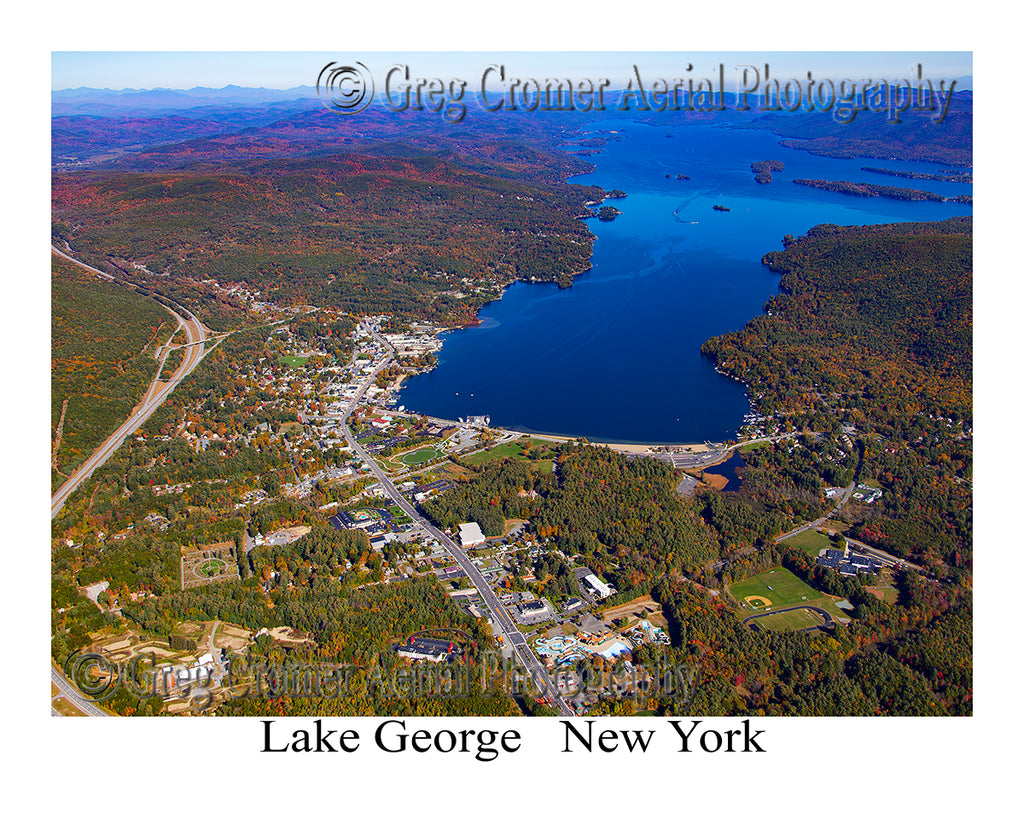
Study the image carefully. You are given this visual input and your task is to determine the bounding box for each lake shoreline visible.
[393,120,971,446]
[395,121,758,446]
[518,431,723,453]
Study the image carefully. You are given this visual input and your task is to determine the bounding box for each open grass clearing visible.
[52,696,87,716]
[731,567,821,609]
[464,442,525,466]
[784,529,834,556]
[198,558,227,577]
[502,518,529,536]
[598,595,661,623]
[751,607,828,632]
[865,570,900,604]
[433,462,474,480]
[400,446,442,466]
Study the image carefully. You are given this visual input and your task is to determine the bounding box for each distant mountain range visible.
[52,85,320,116]
[51,84,973,168]
[53,82,972,115]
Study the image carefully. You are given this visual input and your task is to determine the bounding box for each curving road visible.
[51,246,210,519]
[348,322,573,715]
[51,662,110,717]
[49,296,566,713]
[51,244,212,714]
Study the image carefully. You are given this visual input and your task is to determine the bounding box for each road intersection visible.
[50,246,211,519]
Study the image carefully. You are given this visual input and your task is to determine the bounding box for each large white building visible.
[582,573,616,599]
[458,522,486,547]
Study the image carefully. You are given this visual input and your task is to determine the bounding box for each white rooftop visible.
[458,522,486,547]
[582,573,615,599]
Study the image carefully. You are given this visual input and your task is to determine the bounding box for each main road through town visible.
[51,246,211,519]
[347,322,574,716]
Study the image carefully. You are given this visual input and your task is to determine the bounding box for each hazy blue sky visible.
[52,51,971,91]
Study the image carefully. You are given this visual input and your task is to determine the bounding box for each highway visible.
[347,322,573,715]
[51,662,110,717]
[50,246,210,519]
[49,302,566,714]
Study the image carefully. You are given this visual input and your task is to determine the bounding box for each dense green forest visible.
[425,444,718,591]
[702,218,972,568]
[639,576,970,716]
[52,148,604,324]
[51,255,175,488]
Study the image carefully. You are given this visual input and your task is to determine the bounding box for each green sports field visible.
[400,447,441,466]
[749,607,828,632]
[730,567,819,610]
[783,529,833,557]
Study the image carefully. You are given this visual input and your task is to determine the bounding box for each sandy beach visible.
[521,432,718,454]
[605,442,718,454]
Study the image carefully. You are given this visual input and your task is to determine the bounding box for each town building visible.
[458,522,486,547]
[515,598,554,623]
[580,572,616,599]
[395,637,459,663]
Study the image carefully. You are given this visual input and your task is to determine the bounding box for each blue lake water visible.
[700,450,746,491]
[398,122,972,443]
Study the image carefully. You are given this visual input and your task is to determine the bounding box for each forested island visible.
[751,160,784,183]
[793,178,953,202]
[862,166,973,184]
